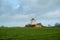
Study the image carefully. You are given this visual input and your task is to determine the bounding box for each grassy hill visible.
[0,27,60,40]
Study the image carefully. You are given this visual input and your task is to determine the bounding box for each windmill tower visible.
[31,18,36,25]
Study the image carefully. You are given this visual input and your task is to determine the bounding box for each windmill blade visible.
[29,14,38,21]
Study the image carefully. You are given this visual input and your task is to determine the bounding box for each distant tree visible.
[1,25,5,28]
[55,23,60,27]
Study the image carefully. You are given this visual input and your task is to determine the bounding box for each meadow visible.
[0,27,60,40]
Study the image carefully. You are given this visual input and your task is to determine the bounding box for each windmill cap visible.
[32,18,35,20]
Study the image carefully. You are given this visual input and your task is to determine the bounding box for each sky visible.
[0,0,60,27]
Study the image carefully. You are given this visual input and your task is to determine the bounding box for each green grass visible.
[0,27,60,40]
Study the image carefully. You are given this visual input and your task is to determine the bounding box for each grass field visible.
[0,27,60,40]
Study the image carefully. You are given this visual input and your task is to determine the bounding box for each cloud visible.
[12,14,36,20]
[43,9,60,19]
[12,4,20,10]
[0,13,36,22]
[22,0,54,8]
[0,0,60,26]
[22,5,31,12]
[1,0,60,14]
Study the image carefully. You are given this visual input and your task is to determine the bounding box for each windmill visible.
[29,15,37,25]
[25,14,43,28]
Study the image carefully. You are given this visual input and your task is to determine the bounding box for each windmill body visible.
[31,18,36,25]
[25,18,43,28]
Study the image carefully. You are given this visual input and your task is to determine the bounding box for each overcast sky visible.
[0,0,60,27]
